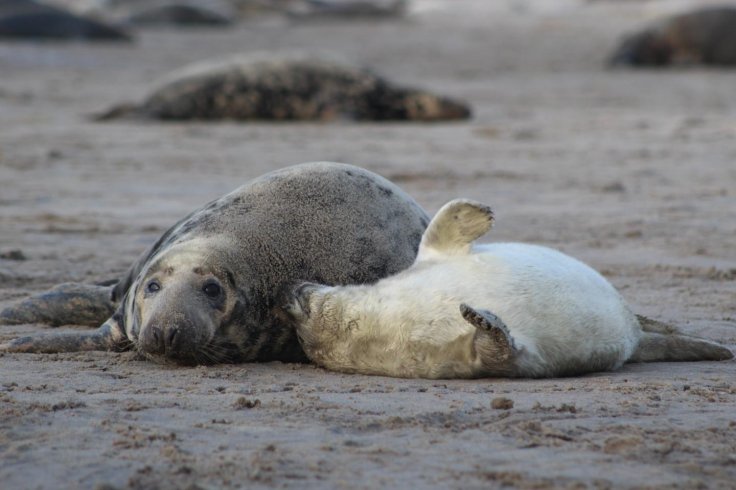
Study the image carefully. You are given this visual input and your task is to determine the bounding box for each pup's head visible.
[280,282,321,325]
[279,281,341,353]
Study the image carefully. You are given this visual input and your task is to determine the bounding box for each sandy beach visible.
[1,1,735,488]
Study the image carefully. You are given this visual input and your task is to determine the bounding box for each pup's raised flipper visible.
[460,303,519,365]
[0,320,130,354]
[0,283,115,328]
[418,199,494,260]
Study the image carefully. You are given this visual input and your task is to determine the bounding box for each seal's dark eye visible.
[146,281,161,294]
[203,282,221,298]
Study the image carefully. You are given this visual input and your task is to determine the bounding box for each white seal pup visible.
[284,199,734,379]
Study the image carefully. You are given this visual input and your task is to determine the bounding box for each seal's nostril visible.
[165,327,179,349]
[143,325,165,354]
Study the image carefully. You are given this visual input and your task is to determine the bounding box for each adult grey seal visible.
[287,0,407,20]
[283,199,733,379]
[93,52,471,122]
[125,2,233,27]
[0,0,131,41]
[609,7,736,67]
[0,162,429,365]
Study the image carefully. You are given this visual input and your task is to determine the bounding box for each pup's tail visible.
[629,315,734,362]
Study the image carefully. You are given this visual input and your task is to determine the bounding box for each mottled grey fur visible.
[94,52,471,122]
[0,162,429,365]
[610,7,736,66]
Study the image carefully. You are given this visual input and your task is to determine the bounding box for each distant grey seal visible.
[283,199,733,379]
[0,162,429,365]
[609,7,736,66]
[94,52,471,122]
[0,0,131,41]
[287,0,407,20]
[125,3,233,27]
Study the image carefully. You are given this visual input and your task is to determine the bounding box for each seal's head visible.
[125,238,243,365]
[282,282,320,322]
[280,281,337,352]
[609,30,673,66]
[400,91,472,121]
[362,84,471,121]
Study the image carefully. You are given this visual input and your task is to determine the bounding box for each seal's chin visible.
[136,340,226,366]
[136,350,195,366]
[134,325,223,366]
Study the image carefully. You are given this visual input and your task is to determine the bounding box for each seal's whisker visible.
[195,347,215,366]
[198,341,234,365]
[118,338,135,351]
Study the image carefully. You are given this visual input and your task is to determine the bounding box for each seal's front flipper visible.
[0,283,115,327]
[418,199,494,260]
[460,303,518,363]
[0,321,129,354]
[89,102,144,121]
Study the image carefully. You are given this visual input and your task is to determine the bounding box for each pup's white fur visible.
[285,199,732,379]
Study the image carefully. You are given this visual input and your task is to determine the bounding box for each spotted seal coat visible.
[93,52,471,122]
[0,162,429,364]
[283,199,733,379]
[609,7,736,66]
